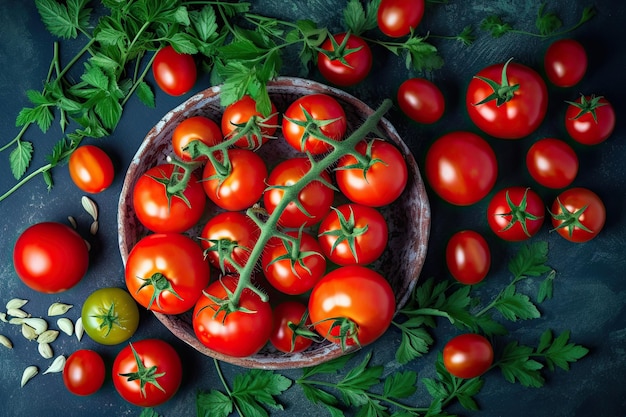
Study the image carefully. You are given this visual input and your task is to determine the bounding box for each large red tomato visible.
[270,301,314,354]
[152,45,196,96]
[377,0,425,37]
[317,33,372,86]
[486,187,545,241]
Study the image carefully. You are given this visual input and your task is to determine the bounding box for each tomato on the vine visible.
[270,301,314,354]
[63,349,106,396]
[171,115,222,162]
[221,95,279,149]
[152,45,196,96]
[550,187,606,243]
[486,187,545,241]
[377,0,425,38]
[544,38,587,87]
[443,333,494,379]
[81,287,140,345]
[446,230,491,285]
[68,145,115,193]
[317,33,372,86]
[397,78,445,124]
[565,95,615,145]
[526,138,578,189]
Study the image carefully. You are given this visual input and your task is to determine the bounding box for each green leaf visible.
[541,330,589,371]
[300,383,341,408]
[16,105,54,133]
[497,341,545,388]
[343,0,380,35]
[232,369,292,412]
[535,3,562,36]
[139,408,162,417]
[136,81,156,108]
[537,270,555,303]
[189,6,219,43]
[508,241,551,279]
[395,317,434,364]
[169,32,200,54]
[95,95,123,130]
[383,371,417,399]
[197,389,232,417]
[35,0,87,39]
[403,36,444,72]
[301,353,354,379]
[480,15,513,38]
[494,286,541,321]
[10,141,34,180]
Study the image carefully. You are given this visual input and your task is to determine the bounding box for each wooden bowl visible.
[118,77,430,369]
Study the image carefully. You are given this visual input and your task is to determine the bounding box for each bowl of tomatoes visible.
[118,77,430,369]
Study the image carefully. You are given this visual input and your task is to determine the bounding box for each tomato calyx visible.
[549,197,593,237]
[147,160,200,208]
[91,304,123,337]
[283,105,344,152]
[317,31,363,67]
[201,237,250,274]
[118,343,167,398]
[197,279,258,323]
[334,139,387,179]
[318,205,368,263]
[565,94,607,123]
[137,272,183,310]
[286,310,323,352]
[495,188,544,237]
[318,316,361,351]
[224,112,279,150]
[473,58,520,107]
[265,228,325,278]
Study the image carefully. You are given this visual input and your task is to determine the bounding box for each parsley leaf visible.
[138,408,162,417]
[9,141,34,180]
[343,0,381,35]
[35,0,92,39]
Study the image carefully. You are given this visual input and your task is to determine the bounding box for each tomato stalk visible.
[473,57,519,107]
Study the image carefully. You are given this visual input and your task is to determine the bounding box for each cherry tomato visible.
[81,287,140,345]
[486,187,545,241]
[526,138,578,189]
[125,233,211,314]
[335,139,408,207]
[377,0,425,38]
[544,38,587,87]
[112,339,183,407]
[68,145,115,193]
[565,95,615,145]
[467,59,548,139]
[397,78,445,124]
[63,349,106,396]
[171,116,222,162]
[550,187,606,243]
[282,94,347,155]
[270,301,314,354]
[152,45,196,96]
[13,222,89,293]
[221,95,279,149]
[443,333,494,379]
[425,131,497,206]
[446,230,491,285]
[317,33,372,86]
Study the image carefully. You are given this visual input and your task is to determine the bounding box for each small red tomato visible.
[486,187,545,241]
[550,187,606,243]
[63,349,106,396]
[221,95,279,149]
[171,116,222,162]
[544,38,587,87]
[377,0,425,37]
[397,78,445,124]
[565,95,615,145]
[526,138,578,189]
[68,145,115,193]
[317,33,373,86]
[443,333,494,379]
[446,230,491,285]
[152,45,197,96]
[270,301,314,353]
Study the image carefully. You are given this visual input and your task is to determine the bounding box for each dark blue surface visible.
[0,1,625,416]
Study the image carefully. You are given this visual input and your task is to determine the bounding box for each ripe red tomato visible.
[201,148,267,211]
[377,0,425,37]
[526,138,578,189]
[317,203,388,266]
[550,187,606,243]
[317,33,373,86]
[171,116,222,162]
[125,233,210,314]
[335,139,408,207]
[63,349,106,396]
[487,187,545,241]
[466,60,548,139]
[443,333,494,379]
[565,95,615,145]
[221,95,279,149]
[309,266,395,347]
[132,163,206,233]
[446,230,491,285]
[270,301,314,353]
[193,275,273,357]
[263,157,335,228]
[544,38,587,87]
[68,145,115,193]
[112,339,182,407]
[425,131,497,206]
[282,94,347,155]
[152,45,196,96]
[397,78,445,124]
[13,222,89,293]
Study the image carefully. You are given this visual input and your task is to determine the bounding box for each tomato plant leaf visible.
[9,141,34,180]
[537,329,589,371]
[534,3,562,36]
[537,270,555,303]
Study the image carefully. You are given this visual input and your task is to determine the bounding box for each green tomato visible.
[81,287,140,345]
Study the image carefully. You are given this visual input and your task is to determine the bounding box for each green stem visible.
[0,164,52,202]
[213,358,245,417]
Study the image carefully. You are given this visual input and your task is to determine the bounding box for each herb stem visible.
[0,163,52,202]
[213,358,245,417]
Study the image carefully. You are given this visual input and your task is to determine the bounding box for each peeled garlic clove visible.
[75,317,84,341]
[22,318,48,335]
[21,324,38,341]
[43,356,66,374]
[0,312,7,323]
[6,298,28,310]
[57,318,74,336]
[37,330,59,345]
[7,308,29,318]
[0,335,12,349]
[47,302,73,316]
[38,343,53,359]
[21,366,38,387]
[81,196,99,221]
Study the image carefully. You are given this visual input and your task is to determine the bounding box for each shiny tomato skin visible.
[425,131,497,206]
[270,301,313,353]
[443,333,494,379]
[192,276,273,357]
[526,138,578,189]
[377,0,425,37]
[221,95,279,149]
[112,339,183,407]
[172,116,222,162]
[308,266,395,347]
[152,45,196,96]
[68,145,115,193]
[467,61,548,139]
[317,33,373,86]
[63,349,106,396]
[335,139,408,207]
[550,187,606,243]
[544,38,587,87]
[487,187,545,241]
[446,230,491,285]
[81,287,140,345]
[13,222,89,293]
[125,233,210,314]
[397,78,445,124]
[565,95,615,145]
[282,94,347,155]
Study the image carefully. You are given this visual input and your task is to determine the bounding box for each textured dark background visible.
[0,1,625,416]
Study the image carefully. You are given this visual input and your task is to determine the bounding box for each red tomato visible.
[397,78,445,124]
[526,138,578,189]
[132,163,206,233]
[565,95,615,145]
[13,222,89,293]
[221,95,279,149]
[282,94,347,155]
[262,230,326,295]
[335,139,408,207]
[192,275,273,357]
[317,33,373,86]
[112,339,182,407]
[467,60,548,139]
[68,145,114,193]
[550,187,606,243]
[317,203,388,266]
[152,45,196,96]
[171,116,222,162]
[201,148,267,211]
[446,230,491,285]
[63,349,106,396]
[270,301,314,353]
[487,187,545,241]
[264,157,335,228]
[425,131,497,206]
[544,38,587,87]
[443,333,494,379]
[125,233,210,314]
[309,266,395,347]
[377,0,425,37]
[200,211,260,273]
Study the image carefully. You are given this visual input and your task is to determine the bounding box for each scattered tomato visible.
[565,95,615,145]
[544,38,587,87]
[68,145,114,193]
[377,0,425,37]
[550,187,606,243]
[152,45,196,96]
[397,78,445,124]
[446,230,491,285]
[443,333,494,379]
[81,287,140,345]
[486,187,545,241]
[63,349,106,396]
[317,33,372,86]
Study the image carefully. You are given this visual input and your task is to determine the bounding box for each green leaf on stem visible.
[9,141,34,180]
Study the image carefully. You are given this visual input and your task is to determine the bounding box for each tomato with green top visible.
[270,301,314,353]
[565,95,615,145]
[221,95,279,149]
[317,33,372,86]
[171,115,222,162]
[550,187,606,243]
[486,187,545,241]
[81,287,140,345]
